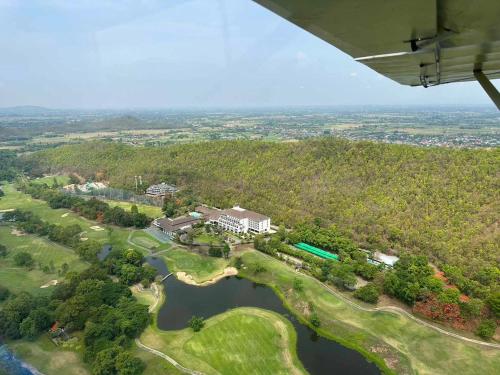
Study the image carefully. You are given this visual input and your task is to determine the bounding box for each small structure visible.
[373,252,399,267]
[294,242,339,261]
[63,181,107,193]
[146,182,178,197]
[195,205,271,234]
[153,215,199,238]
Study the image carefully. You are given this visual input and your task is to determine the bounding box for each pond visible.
[146,256,380,375]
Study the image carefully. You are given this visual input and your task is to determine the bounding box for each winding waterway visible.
[146,256,380,375]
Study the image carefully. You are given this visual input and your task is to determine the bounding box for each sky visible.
[0,0,498,109]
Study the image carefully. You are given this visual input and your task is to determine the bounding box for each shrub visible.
[188,316,205,332]
[475,320,496,340]
[0,286,10,301]
[310,312,321,328]
[354,283,380,304]
[13,252,34,268]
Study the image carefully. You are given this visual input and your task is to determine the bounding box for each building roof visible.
[196,205,269,222]
[195,205,222,221]
[156,216,199,233]
[222,206,269,222]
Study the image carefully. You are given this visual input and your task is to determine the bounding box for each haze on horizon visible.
[1,0,499,109]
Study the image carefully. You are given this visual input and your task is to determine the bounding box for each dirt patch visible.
[176,267,238,286]
[11,228,25,236]
[40,280,58,288]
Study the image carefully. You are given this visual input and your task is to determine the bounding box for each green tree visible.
[13,252,34,268]
[293,278,304,292]
[188,316,205,332]
[475,320,496,340]
[0,244,7,257]
[0,286,10,301]
[130,204,139,214]
[115,352,145,375]
[486,291,500,318]
[310,312,321,328]
[354,283,380,304]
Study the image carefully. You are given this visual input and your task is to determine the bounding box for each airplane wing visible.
[253,0,500,109]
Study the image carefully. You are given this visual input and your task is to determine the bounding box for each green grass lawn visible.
[194,232,223,245]
[0,226,88,296]
[0,184,139,251]
[239,251,500,375]
[8,335,89,375]
[30,175,70,187]
[102,199,163,218]
[162,248,229,283]
[129,230,171,252]
[141,307,306,375]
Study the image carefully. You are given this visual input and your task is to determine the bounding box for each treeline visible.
[19,182,151,228]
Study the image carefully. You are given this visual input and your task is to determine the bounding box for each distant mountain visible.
[0,105,57,115]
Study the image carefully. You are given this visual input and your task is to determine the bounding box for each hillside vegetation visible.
[30,139,499,280]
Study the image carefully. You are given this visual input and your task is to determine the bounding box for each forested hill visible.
[29,139,499,277]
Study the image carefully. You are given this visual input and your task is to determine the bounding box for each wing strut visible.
[474,70,500,110]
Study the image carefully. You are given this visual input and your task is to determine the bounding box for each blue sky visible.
[0,0,498,108]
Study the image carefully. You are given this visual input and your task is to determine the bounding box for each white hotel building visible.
[196,205,271,234]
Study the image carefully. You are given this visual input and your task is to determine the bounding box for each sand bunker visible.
[90,225,104,231]
[61,213,69,218]
[80,237,89,241]
[11,228,25,236]
[176,267,238,287]
[40,280,58,288]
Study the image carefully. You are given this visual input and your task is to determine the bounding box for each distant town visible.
[0,107,498,151]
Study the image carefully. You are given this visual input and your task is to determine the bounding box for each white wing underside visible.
[253,0,500,87]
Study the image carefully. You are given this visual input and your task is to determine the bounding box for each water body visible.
[0,345,39,375]
[97,244,112,261]
[146,256,380,375]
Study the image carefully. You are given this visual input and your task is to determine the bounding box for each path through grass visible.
[239,251,500,375]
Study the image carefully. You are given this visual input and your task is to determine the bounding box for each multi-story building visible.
[196,205,270,234]
[146,182,178,196]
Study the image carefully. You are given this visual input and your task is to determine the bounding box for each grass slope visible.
[0,226,87,296]
[129,230,170,252]
[102,199,162,218]
[239,251,500,375]
[8,335,89,375]
[0,184,137,250]
[161,248,229,283]
[141,307,306,375]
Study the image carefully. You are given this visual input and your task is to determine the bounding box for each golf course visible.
[1,181,499,375]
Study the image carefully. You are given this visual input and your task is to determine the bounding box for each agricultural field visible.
[0,226,87,297]
[161,248,230,283]
[239,251,500,375]
[140,307,305,375]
